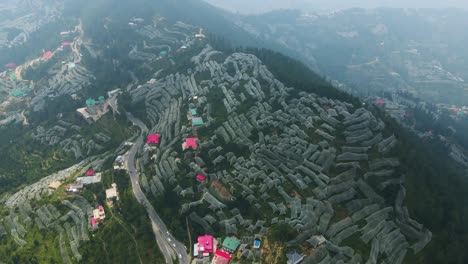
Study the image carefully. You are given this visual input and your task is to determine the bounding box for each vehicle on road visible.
[167,238,171,242]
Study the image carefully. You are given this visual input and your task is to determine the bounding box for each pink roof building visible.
[198,235,214,255]
[98,205,104,211]
[86,170,95,176]
[43,51,52,59]
[147,134,160,145]
[5,63,16,69]
[91,216,97,227]
[62,41,72,46]
[212,250,232,264]
[183,137,198,150]
[375,99,385,105]
[196,174,206,182]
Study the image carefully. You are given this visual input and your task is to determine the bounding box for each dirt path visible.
[21,110,28,125]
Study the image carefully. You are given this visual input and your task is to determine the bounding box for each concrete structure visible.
[66,181,83,193]
[114,155,125,170]
[286,252,304,264]
[106,183,119,204]
[48,181,62,191]
[76,174,102,185]
[92,205,106,227]
[193,243,199,257]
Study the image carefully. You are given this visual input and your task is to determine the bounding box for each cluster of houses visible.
[193,235,261,263]
[53,169,120,230]
[76,96,110,123]
[113,155,125,170]
[66,169,102,193]
[188,106,204,127]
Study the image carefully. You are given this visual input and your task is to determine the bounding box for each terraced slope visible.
[131,45,431,263]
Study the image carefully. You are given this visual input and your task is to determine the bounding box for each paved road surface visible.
[126,113,190,264]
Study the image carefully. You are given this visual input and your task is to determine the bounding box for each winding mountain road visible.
[126,113,189,264]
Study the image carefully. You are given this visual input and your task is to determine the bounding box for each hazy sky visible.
[204,0,468,14]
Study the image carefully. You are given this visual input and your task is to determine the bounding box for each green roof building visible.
[222,237,240,253]
[160,50,168,56]
[10,73,16,80]
[98,96,105,101]
[192,117,204,126]
[189,108,197,116]
[12,91,25,98]
[86,98,97,106]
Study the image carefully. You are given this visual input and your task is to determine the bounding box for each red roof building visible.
[197,235,214,256]
[86,170,95,176]
[196,174,207,182]
[147,134,160,145]
[211,250,232,264]
[62,41,72,46]
[91,216,97,227]
[43,51,52,59]
[183,137,198,150]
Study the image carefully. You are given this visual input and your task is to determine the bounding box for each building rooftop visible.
[197,235,214,253]
[147,134,160,145]
[48,181,62,190]
[43,51,52,58]
[76,174,102,185]
[189,108,198,115]
[253,239,261,249]
[196,174,207,182]
[106,183,118,199]
[286,252,304,264]
[222,237,240,251]
[193,243,199,257]
[183,137,199,150]
[212,250,231,264]
[192,117,204,126]
[85,98,96,106]
[86,169,95,176]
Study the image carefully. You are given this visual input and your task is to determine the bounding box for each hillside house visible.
[197,235,214,257]
[286,252,304,264]
[192,117,204,126]
[48,181,62,192]
[93,205,106,223]
[106,183,119,205]
[196,174,207,182]
[222,237,240,254]
[211,250,231,264]
[147,134,160,145]
[183,137,199,150]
